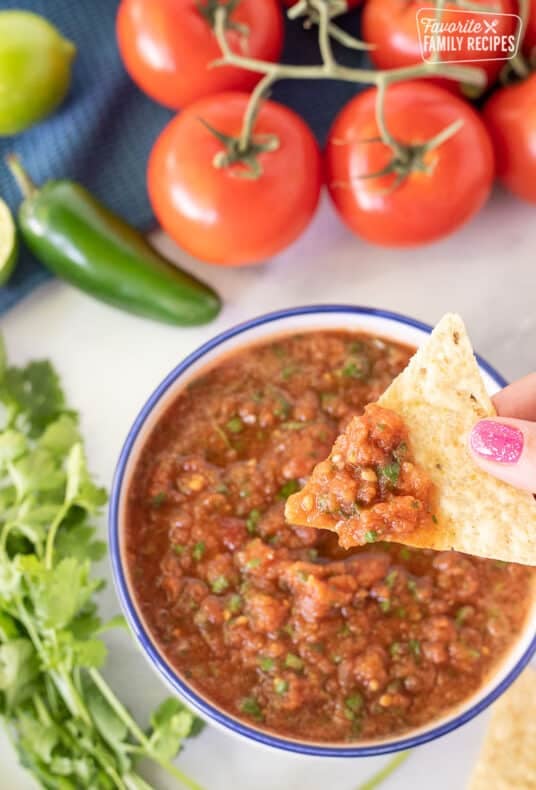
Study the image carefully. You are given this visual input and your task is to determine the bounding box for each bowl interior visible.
[110,306,536,756]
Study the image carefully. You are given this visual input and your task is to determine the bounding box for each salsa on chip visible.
[286,314,536,565]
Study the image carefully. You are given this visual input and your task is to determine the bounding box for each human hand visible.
[469,373,536,493]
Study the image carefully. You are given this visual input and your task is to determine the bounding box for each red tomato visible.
[524,0,536,54]
[483,74,536,203]
[324,82,494,247]
[362,0,517,90]
[148,93,322,265]
[116,0,283,109]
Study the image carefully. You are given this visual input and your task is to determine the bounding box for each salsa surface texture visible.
[126,331,534,742]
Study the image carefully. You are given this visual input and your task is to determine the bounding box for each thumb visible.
[468,418,536,493]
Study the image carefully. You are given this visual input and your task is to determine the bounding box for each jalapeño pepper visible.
[6,156,221,326]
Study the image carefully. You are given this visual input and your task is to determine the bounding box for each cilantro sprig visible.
[0,340,204,790]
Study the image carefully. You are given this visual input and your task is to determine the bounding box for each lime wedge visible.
[0,198,18,285]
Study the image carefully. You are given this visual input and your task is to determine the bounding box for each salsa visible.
[285,403,436,548]
[125,331,534,742]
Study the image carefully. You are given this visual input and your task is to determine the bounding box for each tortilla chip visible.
[286,313,536,565]
[468,668,536,790]
[377,313,536,564]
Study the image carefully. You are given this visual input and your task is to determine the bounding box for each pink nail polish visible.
[470,421,524,464]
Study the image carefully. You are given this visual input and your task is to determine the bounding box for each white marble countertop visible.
[1,188,535,789]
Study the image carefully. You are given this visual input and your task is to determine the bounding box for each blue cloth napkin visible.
[0,0,365,314]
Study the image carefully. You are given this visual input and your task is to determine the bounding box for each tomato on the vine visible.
[362,0,517,91]
[148,92,322,265]
[117,0,283,110]
[325,81,494,247]
[483,74,536,204]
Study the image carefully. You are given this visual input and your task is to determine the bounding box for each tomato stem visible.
[212,2,486,87]
[327,22,375,51]
[288,0,373,50]
[238,72,276,153]
[317,0,337,70]
[420,118,465,153]
[374,80,408,164]
[366,75,465,193]
[211,0,486,176]
[199,116,279,178]
[288,0,348,20]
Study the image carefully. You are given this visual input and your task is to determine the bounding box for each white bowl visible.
[109,305,536,757]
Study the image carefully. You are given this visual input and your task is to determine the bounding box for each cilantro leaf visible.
[22,556,100,631]
[0,559,21,601]
[0,639,40,709]
[68,605,103,641]
[2,361,66,437]
[10,447,65,499]
[0,612,19,641]
[40,414,80,455]
[55,524,106,564]
[65,444,107,513]
[72,638,108,669]
[17,711,59,764]
[0,430,27,466]
[148,698,200,762]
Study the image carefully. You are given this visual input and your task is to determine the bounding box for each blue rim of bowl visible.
[109,304,536,757]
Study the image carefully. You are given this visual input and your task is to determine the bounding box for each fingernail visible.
[470,420,524,464]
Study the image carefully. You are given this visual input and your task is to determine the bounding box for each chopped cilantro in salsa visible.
[278,480,301,500]
[240,697,263,720]
[211,576,229,594]
[285,653,304,671]
[226,416,244,434]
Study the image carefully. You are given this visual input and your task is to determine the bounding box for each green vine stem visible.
[316,0,337,69]
[287,0,351,20]
[238,71,278,152]
[213,2,486,87]
[375,80,406,163]
[350,75,465,194]
[288,0,374,51]
[210,0,486,177]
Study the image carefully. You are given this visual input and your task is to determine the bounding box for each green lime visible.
[0,11,76,136]
[0,198,18,285]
